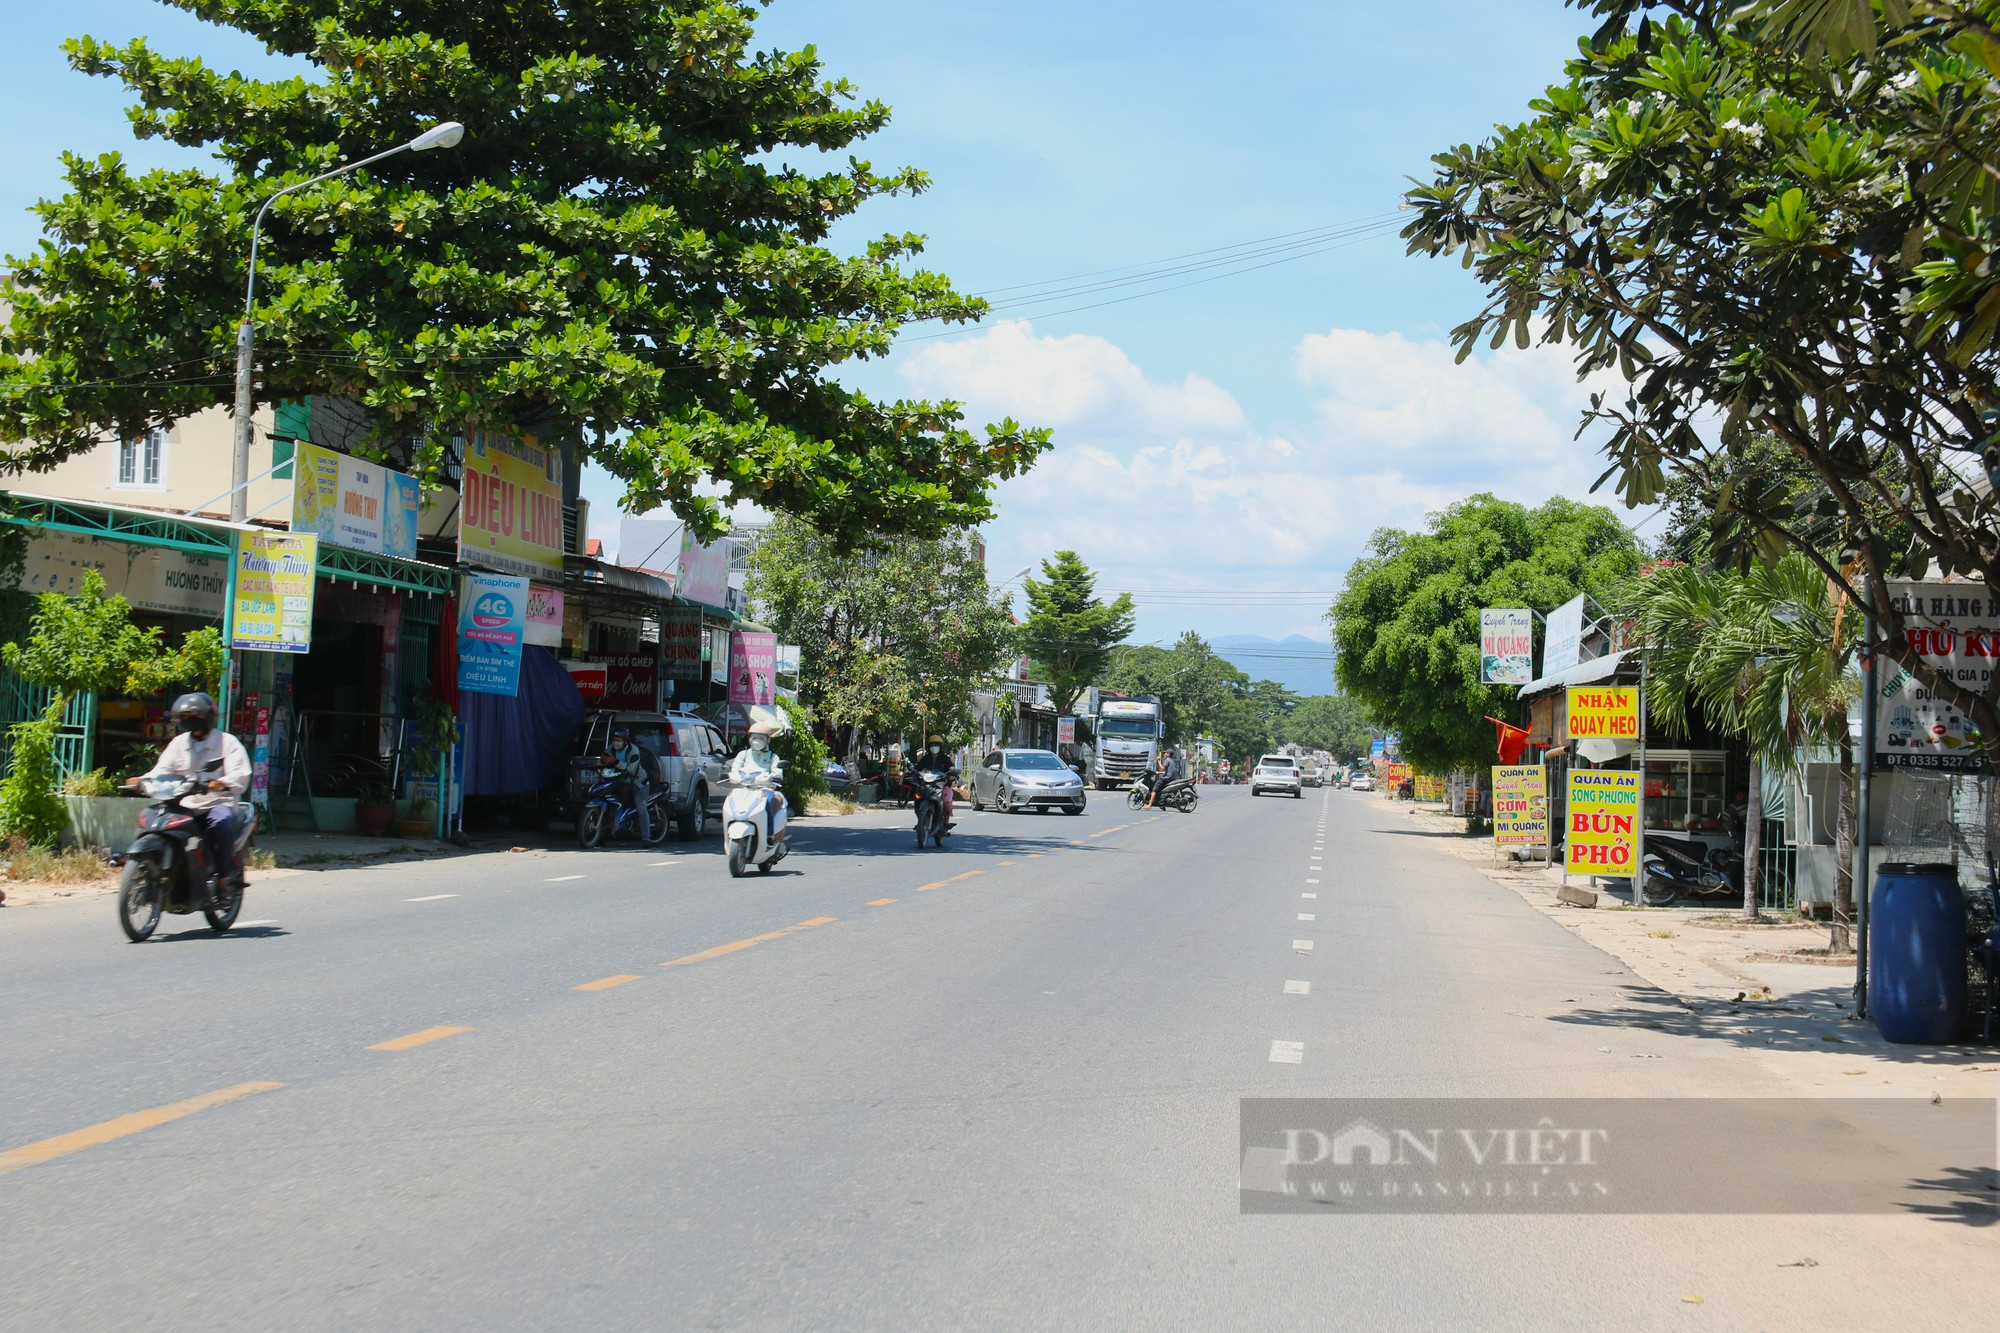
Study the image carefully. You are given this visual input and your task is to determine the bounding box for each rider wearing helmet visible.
[913,735,957,829]
[729,721,789,839]
[601,725,653,842]
[125,693,252,901]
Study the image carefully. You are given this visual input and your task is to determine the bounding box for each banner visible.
[1543,594,1586,676]
[728,631,777,706]
[458,433,564,580]
[564,660,607,704]
[1491,765,1548,847]
[677,532,731,609]
[457,572,528,696]
[1875,582,2000,771]
[662,606,707,680]
[588,652,659,711]
[1384,762,1410,788]
[524,582,564,648]
[1057,716,1076,747]
[232,532,317,652]
[1480,608,1533,685]
[291,442,420,559]
[1566,770,1639,874]
[1567,686,1640,740]
[10,531,228,619]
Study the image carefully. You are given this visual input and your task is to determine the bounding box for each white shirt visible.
[145,730,252,810]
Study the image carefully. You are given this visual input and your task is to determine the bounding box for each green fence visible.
[0,666,95,781]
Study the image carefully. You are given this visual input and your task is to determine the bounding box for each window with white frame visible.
[115,429,166,488]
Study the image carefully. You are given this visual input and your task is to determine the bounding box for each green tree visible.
[1404,1,2000,762]
[1020,552,1136,717]
[1,570,159,700]
[1284,694,1375,764]
[1330,495,1641,776]
[770,696,829,814]
[746,516,1014,751]
[0,0,1049,543]
[0,701,70,847]
[1632,556,1860,930]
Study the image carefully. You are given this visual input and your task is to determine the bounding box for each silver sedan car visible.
[970,749,1088,815]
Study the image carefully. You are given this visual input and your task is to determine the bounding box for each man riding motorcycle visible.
[123,692,251,902]
[913,735,957,829]
[1142,749,1183,809]
[601,725,653,842]
[730,721,788,842]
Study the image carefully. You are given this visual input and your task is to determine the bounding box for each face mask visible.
[180,718,211,739]
[750,736,769,751]
[929,745,942,755]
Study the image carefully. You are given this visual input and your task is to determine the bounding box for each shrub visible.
[0,700,71,848]
[772,698,829,814]
[61,767,121,797]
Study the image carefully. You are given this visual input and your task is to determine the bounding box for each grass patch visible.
[806,794,859,816]
[245,847,278,870]
[1648,928,1678,939]
[3,841,114,883]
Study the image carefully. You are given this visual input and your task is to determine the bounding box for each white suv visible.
[1251,754,1303,798]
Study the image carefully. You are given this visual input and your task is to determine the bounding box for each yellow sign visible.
[1492,765,1548,847]
[1566,769,1639,874]
[231,532,318,653]
[1567,686,1640,740]
[1413,773,1445,801]
[458,433,564,579]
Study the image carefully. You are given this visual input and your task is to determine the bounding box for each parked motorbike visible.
[1127,776,1199,812]
[724,764,789,877]
[577,766,671,848]
[1641,832,1741,906]
[117,760,255,942]
[910,767,954,848]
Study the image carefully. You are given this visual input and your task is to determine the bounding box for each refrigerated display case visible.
[1643,749,1727,832]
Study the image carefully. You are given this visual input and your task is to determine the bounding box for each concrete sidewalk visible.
[1376,793,2000,1101]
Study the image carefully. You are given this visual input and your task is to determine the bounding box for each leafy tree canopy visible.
[0,0,1049,542]
[745,515,1014,747]
[1020,550,1135,717]
[2,569,161,699]
[1330,494,1640,775]
[1282,693,1375,764]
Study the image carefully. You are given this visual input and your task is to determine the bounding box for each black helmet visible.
[610,725,631,741]
[172,692,218,737]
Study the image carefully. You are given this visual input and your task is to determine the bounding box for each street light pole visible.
[229,121,466,520]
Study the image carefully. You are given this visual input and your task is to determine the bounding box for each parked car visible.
[1250,754,1303,798]
[1350,772,1376,792]
[970,748,1088,815]
[571,709,731,838]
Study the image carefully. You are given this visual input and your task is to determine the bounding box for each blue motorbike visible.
[577,765,670,848]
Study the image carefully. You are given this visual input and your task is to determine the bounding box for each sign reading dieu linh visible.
[458,433,565,580]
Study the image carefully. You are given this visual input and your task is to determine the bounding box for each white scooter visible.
[723,764,789,878]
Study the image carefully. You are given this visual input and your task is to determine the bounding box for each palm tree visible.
[1634,557,1859,925]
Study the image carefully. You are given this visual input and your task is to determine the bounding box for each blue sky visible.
[0,1,1633,651]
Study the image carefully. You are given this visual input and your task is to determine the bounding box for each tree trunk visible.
[1831,739,1854,951]
[1741,748,1762,921]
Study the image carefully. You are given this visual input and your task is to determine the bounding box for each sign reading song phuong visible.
[458,433,564,580]
[1567,686,1639,740]
[1876,581,2000,772]
[1566,769,1639,874]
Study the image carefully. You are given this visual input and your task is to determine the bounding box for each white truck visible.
[1092,694,1163,790]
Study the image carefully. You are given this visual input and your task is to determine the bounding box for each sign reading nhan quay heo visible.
[1480,609,1533,685]
[232,532,317,653]
[1490,765,1548,847]
[458,572,528,696]
[458,433,564,580]
[1567,686,1639,740]
[1566,770,1639,874]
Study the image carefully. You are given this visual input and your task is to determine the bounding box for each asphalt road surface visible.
[2,786,1991,1330]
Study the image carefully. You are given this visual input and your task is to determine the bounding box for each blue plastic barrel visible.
[1870,863,1966,1044]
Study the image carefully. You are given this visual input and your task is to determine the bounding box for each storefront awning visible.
[316,543,454,597]
[1517,649,1632,700]
[0,490,253,556]
[564,553,675,602]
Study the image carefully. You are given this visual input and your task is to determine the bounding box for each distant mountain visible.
[1210,634,1336,697]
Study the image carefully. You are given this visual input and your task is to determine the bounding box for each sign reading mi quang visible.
[1566,686,1639,740]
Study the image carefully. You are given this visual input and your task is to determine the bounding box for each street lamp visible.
[230,120,466,520]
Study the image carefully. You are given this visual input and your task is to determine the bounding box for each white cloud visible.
[895,320,1643,644]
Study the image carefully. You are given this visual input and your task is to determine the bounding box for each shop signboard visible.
[1567,686,1639,740]
[1369,737,1386,762]
[10,530,227,618]
[1874,581,2000,772]
[589,652,659,711]
[710,628,730,684]
[252,706,271,803]
[1491,765,1548,848]
[1543,594,1586,676]
[1413,773,1444,801]
[291,442,420,559]
[232,532,317,652]
[727,631,777,706]
[1566,769,1639,874]
[1057,716,1076,747]
[563,660,608,703]
[524,582,564,648]
[458,433,564,580]
[677,531,731,609]
[1384,761,1410,788]
[662,607,706,680]
[457,572,528,696]
[1480,608,1534,685]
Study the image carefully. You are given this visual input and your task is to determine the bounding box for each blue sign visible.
[458,572,528,696]
[1370,738,1386,759]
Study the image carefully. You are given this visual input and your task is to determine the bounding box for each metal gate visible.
[0,666,96,781]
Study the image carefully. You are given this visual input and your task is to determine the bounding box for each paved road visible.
[1,786,1989,1329]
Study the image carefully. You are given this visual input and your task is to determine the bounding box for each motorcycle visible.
[117,759,255,942]
[577,765,671,848]
[910,767,954,848]
[723,763,789,877]
[1127,775,1199,812]
[1640,832,1741,906]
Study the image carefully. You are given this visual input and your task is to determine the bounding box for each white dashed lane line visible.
[1298,913,1315,922]
[405,894,457,902]
[1302,892,1317,899]
[1269,1040,1305,1064]
[1285,980,1311,996]
[1293,939,1314,954]
[547,875,586,882]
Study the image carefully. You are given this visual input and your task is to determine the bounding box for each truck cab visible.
[1093,695,1163,790]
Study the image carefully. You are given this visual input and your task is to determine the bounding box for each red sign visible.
[564,662,607,702]
[588,653,659,711]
